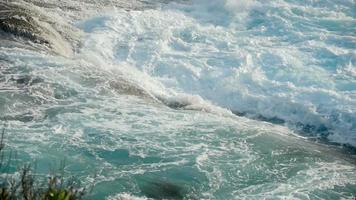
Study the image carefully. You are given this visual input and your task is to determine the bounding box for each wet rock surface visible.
[0,1,78,56]
[0,2,49,44]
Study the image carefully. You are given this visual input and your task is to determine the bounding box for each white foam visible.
[2,1,356,199]
[107,193,151,200]
[73,0,356,146]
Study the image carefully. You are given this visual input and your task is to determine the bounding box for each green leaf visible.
[58,190,66,199]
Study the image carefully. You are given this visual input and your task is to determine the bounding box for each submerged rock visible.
[109,80,153,98]
[161,99,191,109]
[141,180,184,200]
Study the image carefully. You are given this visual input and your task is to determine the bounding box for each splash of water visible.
[0,0,355,199]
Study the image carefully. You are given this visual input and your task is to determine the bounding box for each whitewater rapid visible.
[76,0,356,146]
[0,0,356,199]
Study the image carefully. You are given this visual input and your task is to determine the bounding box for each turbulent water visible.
[0,0,356,199]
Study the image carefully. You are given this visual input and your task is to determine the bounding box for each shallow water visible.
[0,0,356,199]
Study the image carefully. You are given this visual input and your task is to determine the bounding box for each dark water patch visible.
[97,149,141,165]
[2,112,34,123]
[52,84,79,100]
[10,75,44,86]
[243,134,317,185]
[95,148,170,166]
[232,109,330,137]
[246,9,268,30]
[0,57,12,65]
[0,58,14,83]
[338,144,356,156]
[44,106,82,120]
[0,58,31,75]
[294,122,329,137]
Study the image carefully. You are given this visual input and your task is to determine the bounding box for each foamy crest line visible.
[74,0,356,147]
[107,193,150,200]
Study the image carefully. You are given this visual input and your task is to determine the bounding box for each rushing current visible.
[0,0,355,199]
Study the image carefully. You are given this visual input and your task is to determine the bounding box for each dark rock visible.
[232,110,285,125]
[141,180,184,200]
[0,1,75,56]
[165,101,190,109]
[0,2,49,44]
[109,80,152,98]
[155,96,190,110]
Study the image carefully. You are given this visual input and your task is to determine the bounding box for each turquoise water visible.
[0,0,356,199]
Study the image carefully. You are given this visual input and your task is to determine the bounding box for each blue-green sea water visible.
[0,0,355,199]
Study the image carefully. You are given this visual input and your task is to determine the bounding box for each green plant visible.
[0,127,86,200]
